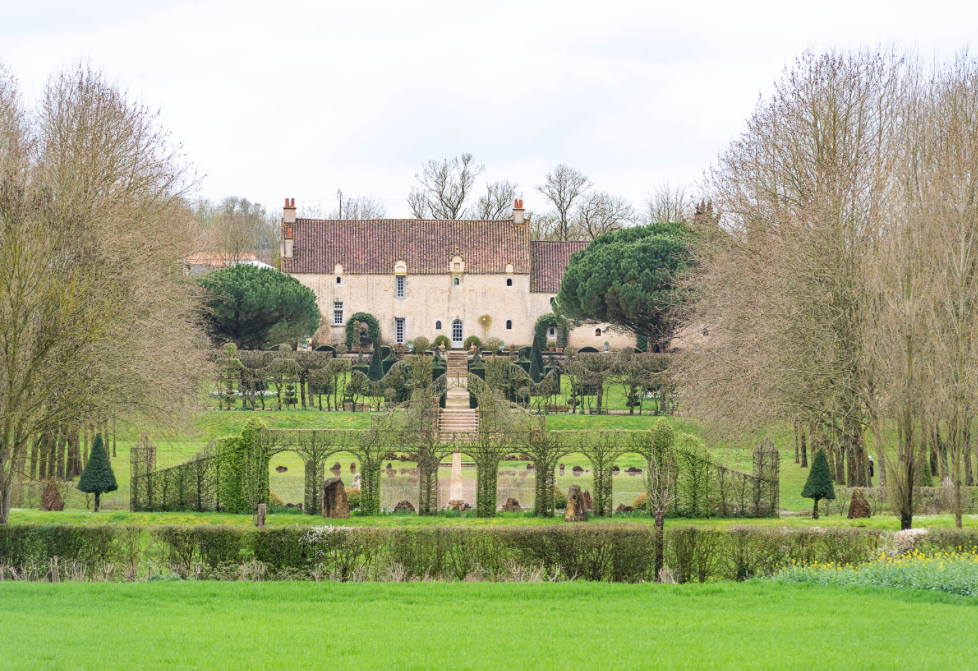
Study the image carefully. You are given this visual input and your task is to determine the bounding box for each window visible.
[395,318,405,344]
[595,328,602,337]
[548,327,556,338]
[506,320,512,330]
[435,320,442,330]
[336,277,341,284]
[333,301,343,326]
[395,275,406,298]
[506,278,512,286]
[453,278,460,286]
[452,319,463,346]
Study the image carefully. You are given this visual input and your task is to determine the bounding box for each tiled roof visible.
[530,241,589,293]
[282,219,531,274]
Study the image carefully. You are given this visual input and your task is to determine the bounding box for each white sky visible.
[1,0,975,218]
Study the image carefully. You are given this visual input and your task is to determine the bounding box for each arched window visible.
[595,328,602,337]
[336,276,341,284]
[453,278,460,286]
[506,278,512,286]
[506,320,512,330]
[435,320,442,330]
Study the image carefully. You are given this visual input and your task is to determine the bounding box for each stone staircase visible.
[439,351,478,436]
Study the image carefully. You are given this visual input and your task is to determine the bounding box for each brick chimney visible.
[282,198,295,259]
[513,198,525,225]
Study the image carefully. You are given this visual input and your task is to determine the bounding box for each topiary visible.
[347,488,361,511]
[367,348,385,381]
[77,435,118,512]
[269,490,284,506]
[802,448,836,519]
[652,418,675,455]
[412,336,431,354]
[464,335,482,350]
[433,335,451,350]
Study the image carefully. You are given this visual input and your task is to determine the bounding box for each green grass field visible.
[0,581,973,670]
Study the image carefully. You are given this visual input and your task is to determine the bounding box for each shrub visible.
[347,488,361,511]
[802,449,836,519]
[433,335,450,350]
[484,337,504,353]
[412,336,431,354]
[633,492,648,511]
[553,486,568,510]
[464,335,481,350]
[269,491,284,506]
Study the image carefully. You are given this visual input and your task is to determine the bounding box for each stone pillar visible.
[447,450,464,509]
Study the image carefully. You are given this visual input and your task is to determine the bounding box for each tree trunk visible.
[654,511,665,581]
[793,421,800,464]
[812,498,819,520]
[93,491,100,513]
[965,421,974,487]
[800,427,808,468]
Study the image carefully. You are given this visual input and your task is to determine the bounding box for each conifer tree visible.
[77,434,118,512]
[528,350,543,383]
[367,342,385,381]
[802,448,835,519]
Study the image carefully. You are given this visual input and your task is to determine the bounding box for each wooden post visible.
[255,503,267,527]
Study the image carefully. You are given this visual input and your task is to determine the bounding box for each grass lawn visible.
[0,581,973,670]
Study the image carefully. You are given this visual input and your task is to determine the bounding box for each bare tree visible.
[197,197,277,263]
[331,195,387,220]
[407,153,484,219]
[0,63,208,523]
[536,164,591,240]
[645,448,677,581]
[575,191,634,239]
[467,180,518,220]
[642,181,694,224]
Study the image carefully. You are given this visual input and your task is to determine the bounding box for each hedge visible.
[4,524,973,583]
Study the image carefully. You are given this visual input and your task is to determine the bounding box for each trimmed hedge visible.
[5,524,972,583]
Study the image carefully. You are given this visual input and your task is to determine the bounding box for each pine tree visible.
[801,448,835,519]
[77,434,118,512]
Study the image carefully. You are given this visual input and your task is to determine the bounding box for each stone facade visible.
[280,199,636,351]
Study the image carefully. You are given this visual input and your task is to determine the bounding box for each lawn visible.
[0,581,973,670]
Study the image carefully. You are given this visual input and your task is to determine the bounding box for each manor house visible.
[279,198,635,350]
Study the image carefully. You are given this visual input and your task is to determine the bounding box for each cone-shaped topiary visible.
[77,434,118,512]
[367,341,385,381]
[801,448,836,519]
[528,350,542,383]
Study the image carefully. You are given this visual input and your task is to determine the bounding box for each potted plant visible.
[555,345,563,353]
[547,340,556,352]
[603,341,610,352]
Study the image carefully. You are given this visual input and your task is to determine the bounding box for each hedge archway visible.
[533,313,568,350]
[345,312,381,349]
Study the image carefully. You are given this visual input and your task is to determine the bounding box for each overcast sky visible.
[2,0,975,218]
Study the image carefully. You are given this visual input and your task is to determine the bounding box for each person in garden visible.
[77,434,118,512]
[801,448,835,519]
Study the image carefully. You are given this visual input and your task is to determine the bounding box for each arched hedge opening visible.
[345,312,381,350]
